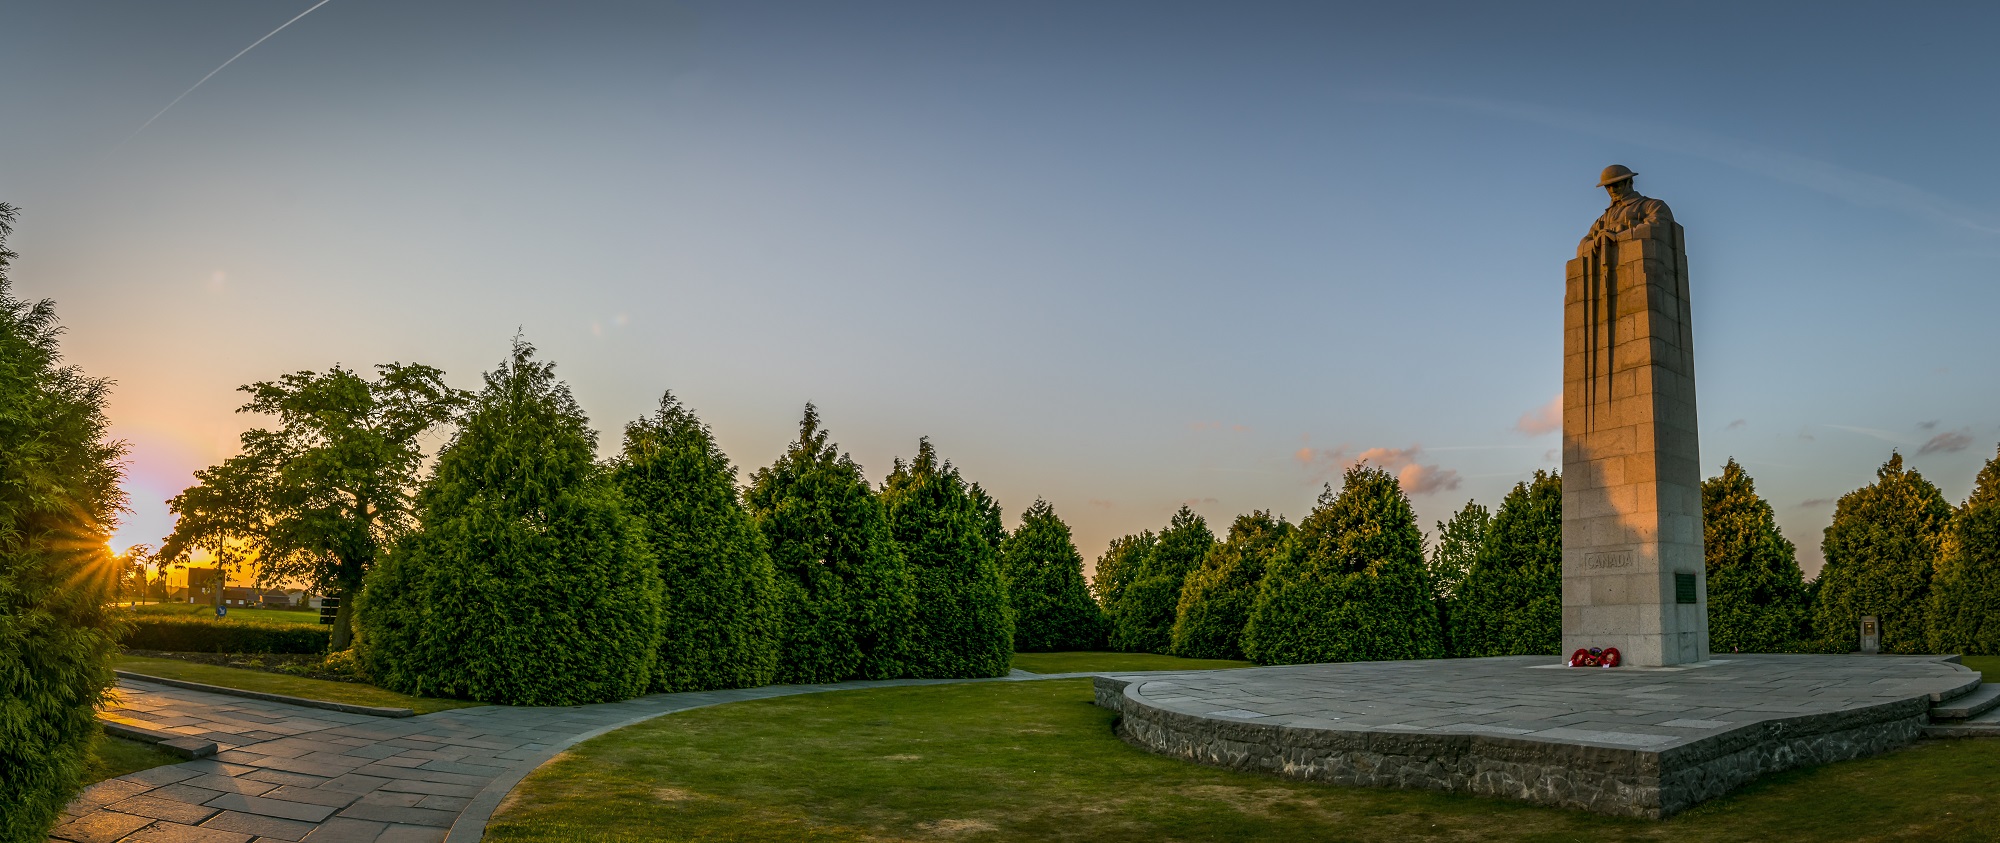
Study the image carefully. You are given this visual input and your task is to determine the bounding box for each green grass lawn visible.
[1961,655,1998,682]
[482,678,2000,842]
[123,602,321,625]
[113,655,481,715]
[82,732,181,787]
[1011,651,1252,673]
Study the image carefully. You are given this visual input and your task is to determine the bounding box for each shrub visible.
[1171,511,1290,660]
[1703,459,1812,652]
[612,393,781,692]
[745,405,913,683]
[1928,445,2000,655]
[119,616,330,654]
[1109,507,1213,654]
[882,440,1013,678]
[1000,499,1107,652]
[0,204,126,842]
[1447,471,1562,657]
[357,341,663,705]
[1245,467,1441,665]
[1813,453,1951,653]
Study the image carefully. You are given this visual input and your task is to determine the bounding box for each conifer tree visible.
[970,481,1007,550]
[1813,452,1951,653]
[357,340,662,706]
[881,439,1013,678]
[1000,499,1108,651]
[1927,445,2000,655]
[1110,506,1214,653]
[1091,531,1153,611]
[1429,500,1488,655]
[1244,468,1441,664]
[1171,511,1291,660]
[0,204,127,841]
[1446,470,1561,657]
[745,405,913,682]
[1703,459,1811,652]
[611,393,781,692]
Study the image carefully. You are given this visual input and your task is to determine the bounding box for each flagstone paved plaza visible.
[1096,654,1983,818]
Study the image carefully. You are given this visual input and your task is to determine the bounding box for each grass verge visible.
[1961,655,1998,683]
[124,602,321,625]
[1010,651,1251,673]
[113,654,480,715]
[485,678,2000,843]
[82,732,180,786]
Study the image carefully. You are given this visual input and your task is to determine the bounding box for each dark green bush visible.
[120,617,330,654]
[745,405,913,683]
[1000,499,1108,652]
[1109,507,1213,654]
[1447,471,1562,657]
[1703,459,1812,653]
[1814,453,1951,654]
[1244,467,1441,665]
[882,439,1013,678]
[1927,445,2000,656]
[357,341,663,706]
[1171,511,1290,660]
[0,204,126,842]
[612,392,782,693]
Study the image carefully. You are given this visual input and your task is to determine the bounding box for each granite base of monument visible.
[1095,656,1980,818]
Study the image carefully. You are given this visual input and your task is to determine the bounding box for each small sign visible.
[1675,573,1697,604]
[215,607,227,618]
[1860,615,1880,655]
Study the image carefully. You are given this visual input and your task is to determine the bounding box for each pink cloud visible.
[1516,394,1562,436]
[1293,442,1461,495]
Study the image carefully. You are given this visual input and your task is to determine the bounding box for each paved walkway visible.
[56,669,1118,843]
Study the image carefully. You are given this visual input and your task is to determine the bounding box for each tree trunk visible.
[330,581,358,651]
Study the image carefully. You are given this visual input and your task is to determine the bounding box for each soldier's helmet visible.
[1598,164,1637,187]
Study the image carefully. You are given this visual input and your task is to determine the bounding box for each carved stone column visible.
[1562,221,1708,667]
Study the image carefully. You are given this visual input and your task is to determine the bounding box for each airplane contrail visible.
[123,0,335,144]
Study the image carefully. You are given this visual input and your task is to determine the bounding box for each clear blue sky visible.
[5,1,1997,575]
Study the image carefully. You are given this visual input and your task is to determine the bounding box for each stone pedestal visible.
[1561,222,1708,667]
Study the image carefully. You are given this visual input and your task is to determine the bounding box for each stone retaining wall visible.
[1094,675,1931,819]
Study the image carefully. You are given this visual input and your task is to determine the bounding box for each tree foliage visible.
[1428,500,1488,655]
[1702,459,1810,652]
[881,439,1013,678]
[161,363,464,649]
[999,499,1107,652]
[0,204,127,841]
[1090,531,1153,611]
[610,392,781,692]
[1245,468,1441,665]
[1446,471,1561,657]
[357,341,662,705]
[1927,445,2000,655]
[1171,510,1291,660]
[1813,453,1951,653]
[745,405,912,683]
[1109,506,1213,653]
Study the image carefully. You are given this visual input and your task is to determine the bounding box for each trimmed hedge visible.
[119,616,330,654]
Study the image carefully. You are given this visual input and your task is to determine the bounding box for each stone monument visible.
[1561,164,1709,667]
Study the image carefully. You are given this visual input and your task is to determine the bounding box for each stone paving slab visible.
[64,668,1174,842]
[1096,654,1978,818]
